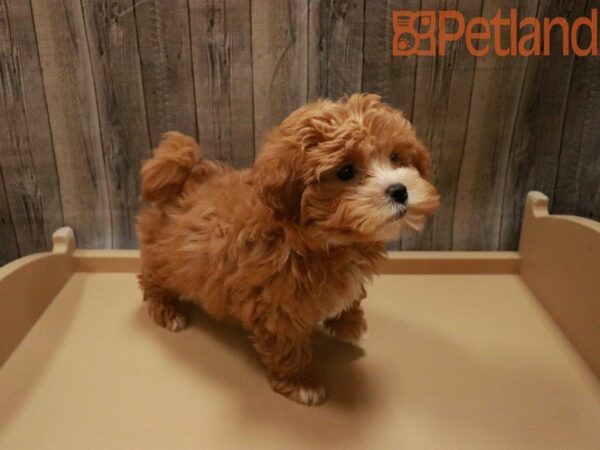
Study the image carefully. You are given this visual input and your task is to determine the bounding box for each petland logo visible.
[393,9,598,56]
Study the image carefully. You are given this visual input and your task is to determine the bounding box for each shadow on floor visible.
[132,302,376,447]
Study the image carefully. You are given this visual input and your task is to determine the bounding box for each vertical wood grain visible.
[0,0,63,255]
[307,0,365,100]
[81,0,151,248]
[0,167,20,265]
[362,0,419,250]
[189,0,254,168]
[553,0,600,221]
[401,0,480,250]
[362,0,420,116]
[31,0,112,248]
[1,0,599,258]
[499,0,588,250]
[453,0,539,250]
[251,0,309,152]
[135,0,197,146]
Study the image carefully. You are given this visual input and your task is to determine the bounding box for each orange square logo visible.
[392,11,436,56]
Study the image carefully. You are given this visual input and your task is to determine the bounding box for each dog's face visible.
[253,94,439,246]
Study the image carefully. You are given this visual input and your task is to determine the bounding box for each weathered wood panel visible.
[81,0,151,248]
[362,0,419,116]
[251,0,309,152]
[453,0,540,250]
[308,0,365,100]
[31,0,112,248]
[0,167,19,265]
[135,0,197,147]
[1,0,600,261]
[189,0,254,168]
[0,0,63,254]
[500,0,587,250]
[553,0,600,221]
[401,0,481,250]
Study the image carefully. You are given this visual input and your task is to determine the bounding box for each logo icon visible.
[392,11,436,56]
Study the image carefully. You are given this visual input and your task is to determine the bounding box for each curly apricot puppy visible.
[136,94,439,406]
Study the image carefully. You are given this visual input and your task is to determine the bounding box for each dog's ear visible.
[252,101,340,221]
[252,135,305,222]
[411,139,432,177]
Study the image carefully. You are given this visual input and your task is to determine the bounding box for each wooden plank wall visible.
[1,0,599,263]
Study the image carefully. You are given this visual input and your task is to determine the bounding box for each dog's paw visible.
[294,385,326,406]
[322,316,368,344]
[148,302,187,332]
[270,372,326,406]
[165,313,187,332]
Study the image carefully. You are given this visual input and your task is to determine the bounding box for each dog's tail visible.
[140,132,200,203]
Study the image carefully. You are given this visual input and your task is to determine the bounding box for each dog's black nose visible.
[387,183,408,204]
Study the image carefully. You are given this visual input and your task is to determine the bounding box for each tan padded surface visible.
[1,273,599,450]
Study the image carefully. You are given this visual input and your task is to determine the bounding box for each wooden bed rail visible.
[519,191,600,381]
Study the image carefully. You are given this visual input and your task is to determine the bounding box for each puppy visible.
[136,94,439,406]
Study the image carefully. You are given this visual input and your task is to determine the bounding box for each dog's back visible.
[136,132,261,318]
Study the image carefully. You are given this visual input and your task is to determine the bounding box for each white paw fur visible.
[297,386,326,406]
[166,314,187,332]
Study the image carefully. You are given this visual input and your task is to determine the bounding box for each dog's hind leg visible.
[141,281,187,332]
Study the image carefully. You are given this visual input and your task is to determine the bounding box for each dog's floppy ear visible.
[252,101,339,221]
[411,139,432,177]
[252,132,305,222]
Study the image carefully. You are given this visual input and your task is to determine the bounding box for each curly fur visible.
[136,94,439,406]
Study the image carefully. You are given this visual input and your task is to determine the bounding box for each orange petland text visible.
[393,9,598,56]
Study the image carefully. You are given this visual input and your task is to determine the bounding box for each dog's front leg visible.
[323,286,368,343]
[251,326,325,406]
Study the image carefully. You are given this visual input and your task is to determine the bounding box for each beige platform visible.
[1,192,599,450]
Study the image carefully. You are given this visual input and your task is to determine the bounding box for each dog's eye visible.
[390,153,400,164]
[336,164,356,181]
